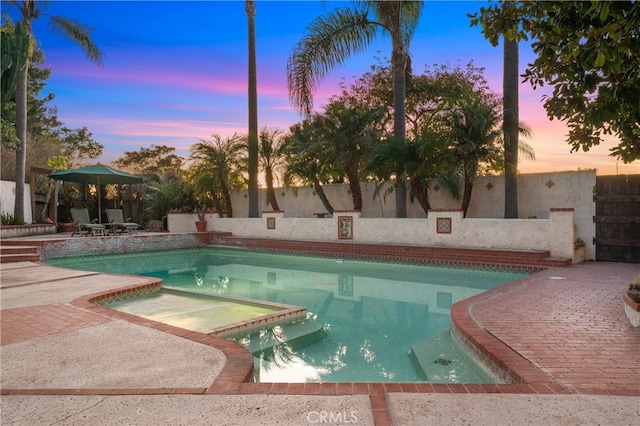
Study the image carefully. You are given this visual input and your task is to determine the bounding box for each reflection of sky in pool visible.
[48,247,528,383]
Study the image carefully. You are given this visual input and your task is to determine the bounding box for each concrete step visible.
[0,245,39,263]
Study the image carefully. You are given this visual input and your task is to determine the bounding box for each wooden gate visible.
[594,175,640,263]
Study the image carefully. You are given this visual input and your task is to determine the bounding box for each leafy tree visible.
[59,126,102,166]
[246,0,259,218]
[6,0,104,222]
[287,1,425,217]
[257,128,288,211]
[470,0,640,163]
[112,145,183,178]
[190,134,245,218]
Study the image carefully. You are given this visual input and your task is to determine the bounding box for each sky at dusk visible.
[5,0,639,176]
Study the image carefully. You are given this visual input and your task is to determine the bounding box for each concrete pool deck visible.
[1,240,639,425]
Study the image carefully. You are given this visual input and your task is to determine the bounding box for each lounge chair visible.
[70,208,106,237]
[105,209,139,234]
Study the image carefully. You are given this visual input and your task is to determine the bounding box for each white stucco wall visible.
[226,171,596,260]
[169,208,577,260]
[0,181,33,224]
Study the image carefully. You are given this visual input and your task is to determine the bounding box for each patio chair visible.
[70,208,106,237]
[105,209,139,234]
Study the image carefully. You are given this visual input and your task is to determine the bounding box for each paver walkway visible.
[467,262,640,395]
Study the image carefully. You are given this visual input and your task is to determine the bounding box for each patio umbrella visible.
[49,164,143,223]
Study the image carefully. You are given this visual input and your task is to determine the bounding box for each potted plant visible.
[624,276,640,327]
[195,204,207,232]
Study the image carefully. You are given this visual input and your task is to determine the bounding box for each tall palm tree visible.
[257,128,288,211]
[287,0,424,218]
[503,2,519,218]
[8,0,103,222]
[190,134,244,218]
[246,0,259,218]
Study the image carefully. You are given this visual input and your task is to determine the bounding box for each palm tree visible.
[372,137,430,214]
[190,134,244,218]
[246,0,259,218]
[257,128,288,211]
[503,2,519,218]
[8,0,103,222]
[284,122,337,214]
[314,101,384,211]
[449,98,502,217]
[287,0,424,218]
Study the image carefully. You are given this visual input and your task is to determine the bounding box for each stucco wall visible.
[0,181,33,224]
[225,170,596,260]
[169,208,578,261]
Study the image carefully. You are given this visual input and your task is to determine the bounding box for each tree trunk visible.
[213,197,223,218]
[13,63,28,222]
[409,175,430,215]
[218,171,233,218]
[265,167,280,211]
[391,22,407,218]
[313,180,334,214]
[346,161,362,211]
[503,25,519,218]
[461,160,475,218]
[246,0,259,218]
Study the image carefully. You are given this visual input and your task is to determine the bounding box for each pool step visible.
[410,330,494,383]
[242,319,326,354]
[0,245,39,263]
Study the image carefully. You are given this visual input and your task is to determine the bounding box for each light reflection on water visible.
[47,247,528,383]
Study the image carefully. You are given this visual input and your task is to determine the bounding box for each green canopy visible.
[49,164,143,185]
[49,164,143,223]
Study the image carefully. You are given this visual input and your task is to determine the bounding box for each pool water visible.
[48,247,528,383]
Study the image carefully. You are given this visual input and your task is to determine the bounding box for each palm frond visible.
[287,7,380,116]
[518,122,536,160]
[48,16,104,65]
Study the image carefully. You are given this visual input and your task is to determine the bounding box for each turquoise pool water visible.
[48,247,528,383]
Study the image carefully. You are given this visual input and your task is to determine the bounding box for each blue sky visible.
[5,0,638,175]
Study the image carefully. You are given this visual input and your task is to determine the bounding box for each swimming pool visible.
[48,247,528,383]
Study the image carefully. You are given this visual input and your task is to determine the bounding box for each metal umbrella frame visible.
[49,164,143,223]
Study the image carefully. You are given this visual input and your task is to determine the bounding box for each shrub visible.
[0,212,25,225]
